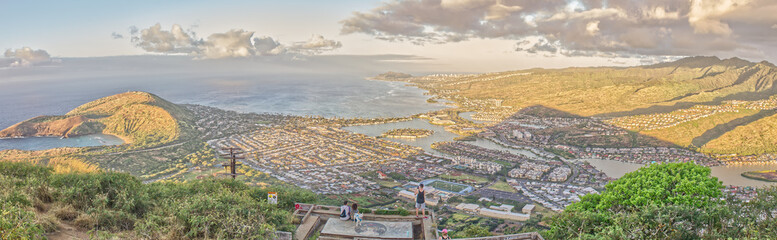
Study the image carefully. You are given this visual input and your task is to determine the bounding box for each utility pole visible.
[220,147,244,179]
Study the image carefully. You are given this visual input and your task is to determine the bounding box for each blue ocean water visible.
[0,134,124,151]
[0,56,447,150]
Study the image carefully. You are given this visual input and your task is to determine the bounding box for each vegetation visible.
[428,180,468,193]
[0,162,316,239]
[0,92,196,148]
[439,173,488,184]
[640,109,761,147]
[373,208,410,216]
[381,128,433,138]
[701,111,777,155]
[452,225,492,238]
[487,181,517,193]
[395,57,777,156]
[544,163,777,239]
[741,170,777,182]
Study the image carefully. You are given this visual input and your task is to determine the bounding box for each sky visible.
[2,0,777,72]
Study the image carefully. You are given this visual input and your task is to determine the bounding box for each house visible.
[455,203,480,213]
[522,204,536,214]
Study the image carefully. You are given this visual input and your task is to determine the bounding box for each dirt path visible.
[47,222,89,240]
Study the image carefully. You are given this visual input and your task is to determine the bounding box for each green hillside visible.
[397,56,777,156]
[0,161,315,239]
[701,111,777,155]
[444,57,777,117]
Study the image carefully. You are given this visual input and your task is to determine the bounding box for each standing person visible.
[415,183,427,218]
[340,200,351,220]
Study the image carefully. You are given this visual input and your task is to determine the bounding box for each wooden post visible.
[220,147,244,179]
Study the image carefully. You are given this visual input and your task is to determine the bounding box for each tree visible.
[581,162,723,211]
[545,163,728,239]
[452,225,492,238]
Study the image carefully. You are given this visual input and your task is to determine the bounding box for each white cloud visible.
[287,35,343,55]
[124,24,342,59]
[201,29,255,59]
[586,21,600,36]
[342,0,777,59]
[4,47,52,67]
[132,23,200,54]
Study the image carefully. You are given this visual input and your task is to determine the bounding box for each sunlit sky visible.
[2,0,776,72]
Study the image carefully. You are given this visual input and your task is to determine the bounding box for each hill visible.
[388,57,777,156]
[0,91,195,147]
[0,161,316,239]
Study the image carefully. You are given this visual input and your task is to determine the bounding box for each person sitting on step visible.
[352,203,363,227]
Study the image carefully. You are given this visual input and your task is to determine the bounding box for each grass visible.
[429,181,469,193]
[702,112,777,155]
[640,109,761,147]
[487,181,517,193]
[0,161,317,239]
[440,173,488,184]
[377,180,401,188]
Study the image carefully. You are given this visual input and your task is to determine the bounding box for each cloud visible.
[201,29,255,59]
[287,35,343,55]
[4,47,52,67]
[111,32,124,39]
[342,0,777,59]
[253,36,285,55]
[131,23,201,54]
[122,23,342,59]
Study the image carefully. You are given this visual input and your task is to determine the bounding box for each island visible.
[741,170,777,182]
[381,128,433,139]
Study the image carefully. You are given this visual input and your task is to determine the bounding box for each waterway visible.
[583,158,777,187]
[343,119,541,159]
[458,112,491,124]
[0,134,124,151]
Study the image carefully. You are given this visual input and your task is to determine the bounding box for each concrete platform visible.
[320,219,413,240]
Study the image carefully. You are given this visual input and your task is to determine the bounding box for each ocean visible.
[0,55,447,150]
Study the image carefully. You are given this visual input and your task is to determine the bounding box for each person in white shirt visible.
[340,200,351,220]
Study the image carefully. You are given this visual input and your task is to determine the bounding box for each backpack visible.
[340,207,348,218]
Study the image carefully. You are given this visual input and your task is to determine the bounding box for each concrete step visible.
[294,215,320,240]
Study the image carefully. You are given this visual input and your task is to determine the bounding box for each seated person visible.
[352,203,363,227]
[339,200,351,220]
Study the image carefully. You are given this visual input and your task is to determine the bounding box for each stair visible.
[294,215,320,240]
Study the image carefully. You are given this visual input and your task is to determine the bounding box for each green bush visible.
[51,171,150,216]
[0,203,45,240]
[543,163,777,239]
[0,162,316,239]
[374,207,410,216]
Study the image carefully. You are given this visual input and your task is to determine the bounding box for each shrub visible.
[34,213,60,233]
[0,161,51,179]
[52,204,80,221]
[0,203,45,239]
[374,208,410,216]
[73,214,97,230]
[91,209,137,231]
[51,171,150,216]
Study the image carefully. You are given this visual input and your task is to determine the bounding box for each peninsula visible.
[381,128,433,139]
